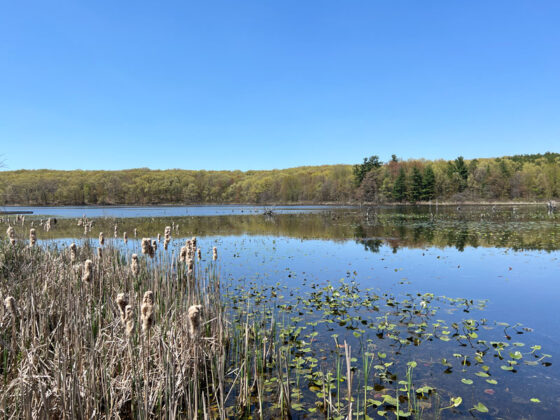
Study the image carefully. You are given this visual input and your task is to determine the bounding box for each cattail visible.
[123,231,128,244]
[143,290,154,305]
[125,305,135,336]
[164,226,171,237]
[187,305,202,338]
[99,232,104,246]
[6,226,15,245]
[114,225,118,238]
[187,258,194,274]
[179,246,188,262]
[97,247,103,259]
[29,228,37,247]
[212,246,218,261]
[164,237,170,250]
[157,233,161,242]
[141,238,154,257]
[4,296,17,318]
[134,228,137,238]
[77,219,83,226]
[191,237,197,249]
[70,243,77,262]
[116,293,128,322]
[152,240,158,252]
[131,254,139,276]
[141,291,154,333]
[197,248,201,260]
[82,259,93,282]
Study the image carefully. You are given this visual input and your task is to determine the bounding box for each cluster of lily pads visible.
[223,278,551,418]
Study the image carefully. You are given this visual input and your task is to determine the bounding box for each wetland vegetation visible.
[0,205,558,418]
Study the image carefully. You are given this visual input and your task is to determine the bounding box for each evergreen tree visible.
[422,166,435,200]
[393,167,407,202]
[410,167,423,202]
[454,156,468,192]
[353,156,382,186]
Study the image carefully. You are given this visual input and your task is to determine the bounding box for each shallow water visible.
[7,204,560,418]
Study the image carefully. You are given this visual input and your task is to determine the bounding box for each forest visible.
[0,153,559,205]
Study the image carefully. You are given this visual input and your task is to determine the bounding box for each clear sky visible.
[1,1,559,171]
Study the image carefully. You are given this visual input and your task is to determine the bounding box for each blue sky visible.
[1,1,559,171]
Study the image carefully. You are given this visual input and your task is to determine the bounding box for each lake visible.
[2,204,559,418]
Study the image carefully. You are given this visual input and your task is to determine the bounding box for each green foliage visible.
[409,167,423,203]
[393,168,407,202]
[1,152,559,205]
[353,156,382,186]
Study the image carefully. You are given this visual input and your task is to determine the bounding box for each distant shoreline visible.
[0,200,552,208]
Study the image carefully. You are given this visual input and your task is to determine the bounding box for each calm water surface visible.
[8,205,560,418]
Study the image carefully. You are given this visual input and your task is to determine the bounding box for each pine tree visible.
[393,167,407,202]
[410,167,423,202]
[422,166,436,200]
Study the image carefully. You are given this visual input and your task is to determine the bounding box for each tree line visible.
[354,153,560,203]
[0,153,558,205]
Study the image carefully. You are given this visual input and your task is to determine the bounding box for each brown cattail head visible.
[99,232,104,246]
[191,237,197,249]
[123,232,128,244]
[179,246,188,262]
[4,296,17,318]
[142,291,154,305]
[197,248,201,260]
[164,236,170,250]
[141,238,154,258]
[157,233,161,242]
[141,294,154,334]
[97,247,103,259]
[187,305,203,338]
[114,225,118,238]
[7,226,15,245]
[29,228,37,247]
[152,240,158,252]
[212,246,218,261]
[82,259,93,282]
[131,254,139,276]
[70,243,77,262]
[116,293,128,322]
[125,305,134,336]
[187,258,194,274]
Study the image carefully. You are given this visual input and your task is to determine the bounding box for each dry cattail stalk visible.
[141,291,154,333]
[157,233,161,242]
[191,236,197,249]
[6,226,15,245]
[125,305,134,336]
[82,259,93,282]
[179,246,188,262]
[99,232,104,247]
[114,225,118,238]
[187,258,194,275]
[213,246,218,261]
[197,248,201,260]
[97,247,103,259]
[131,254,139,276]
[134,228,137,238]
[116,293,128,322]
[164,237,170,250]
[152,240,158,252]
[187,305,202,338]
[164,226,171,238]
[69,243,77,262]
[4,296,17,318]
[123,232,128,244]
[29,228,37,247]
